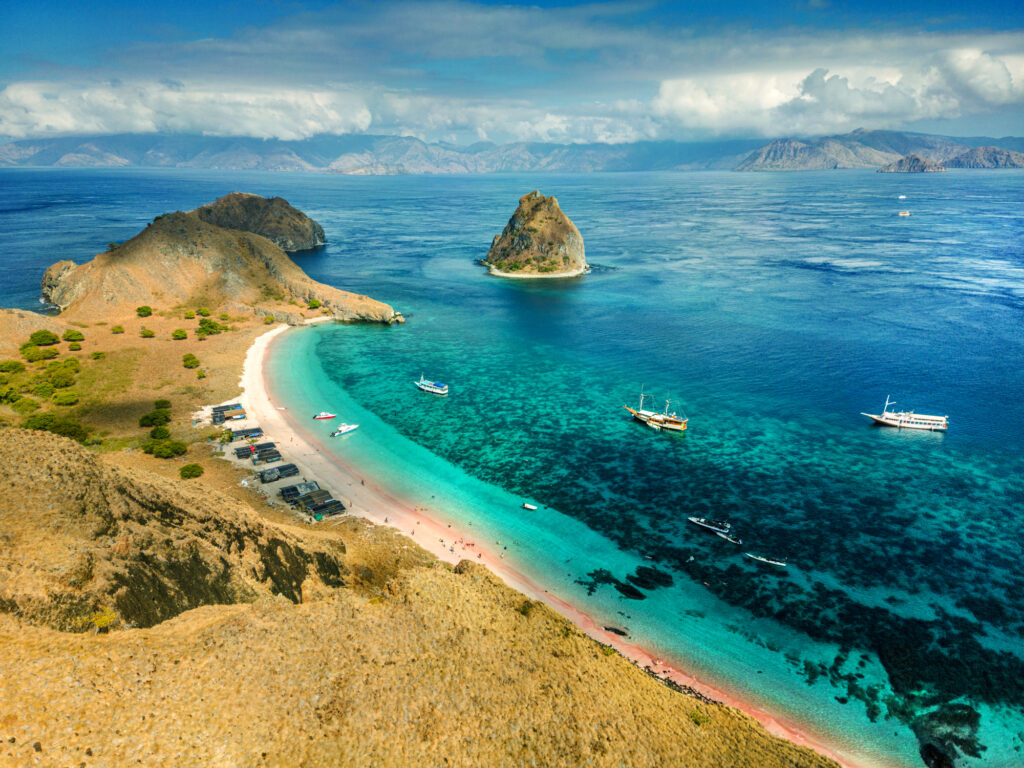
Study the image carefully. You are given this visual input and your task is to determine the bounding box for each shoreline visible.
[482,260,589,279]
[237,322,876,768]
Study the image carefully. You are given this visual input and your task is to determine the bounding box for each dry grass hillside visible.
[193,192,326,252]
[0,433,836,768]
[40,199,397,324]
[485,190,586,276]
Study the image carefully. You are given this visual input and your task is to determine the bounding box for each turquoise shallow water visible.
[2,168,1023,766]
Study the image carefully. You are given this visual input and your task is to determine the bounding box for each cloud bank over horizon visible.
[2,1,1023,144]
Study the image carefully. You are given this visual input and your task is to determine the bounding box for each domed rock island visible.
[484,191,587,278]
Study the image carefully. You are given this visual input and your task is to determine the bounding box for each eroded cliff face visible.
[0,429,348,631]
[39,201,400,324]
[877,154,946,173]
[193,192,326,252]
[484,191,586,277]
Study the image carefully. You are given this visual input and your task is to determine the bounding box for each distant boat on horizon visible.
[898,210,911,216]
[415,374,449,396]
[861,395,948,431]
[623,386,687,432]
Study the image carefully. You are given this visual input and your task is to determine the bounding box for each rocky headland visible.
[40,194,399,324]
[945,146,1024,168]
[193,192,325,251]
[877,154,946,173]
[484,191,586,278]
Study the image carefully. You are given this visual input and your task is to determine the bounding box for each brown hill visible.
[193,192,325,251]
[40,200,399,323]
[946,146,1024,168]
[877,154,946,173]
[0,429,836,768]
[484,191,586,277]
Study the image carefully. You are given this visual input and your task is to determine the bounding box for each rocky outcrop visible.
[945,146,1024,168]
[484,191,586,278]
[0,429,349,631]
[193,192,325,252]
[877,154,946,173]
[40,198,400,324]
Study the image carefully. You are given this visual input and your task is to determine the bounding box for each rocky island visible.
[41,193,399,324]
[945,146,1024,168]
[484,191,587,278]
[877,154,946,173]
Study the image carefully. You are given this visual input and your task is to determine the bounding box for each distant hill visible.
[946,146,1024,168]
[877,154,946,173]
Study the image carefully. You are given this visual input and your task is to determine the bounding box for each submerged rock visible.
[484,190,586,278]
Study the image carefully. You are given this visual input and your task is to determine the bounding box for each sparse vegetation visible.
[136,306,153,317]
[22,412,89,442]
[196,317,229,337]
[196,369,207,379]
[68,342,82,350]
[111,325,125,334]
[149,426,171,439]
[182,353,200,369]
[172,329,188,340]
[91,351,105,360]
[140,327,155,338]
[263,315,275,324]
[197,308,211,317]
[179,463,204,479]
[53,391,80,406]
[184,310,196,319]
[139,409,172,427]
[30,330,60,346]
[154,399,172,410]
[0,360,25,374]
[308,298,322,309]
[62,329,85,342]
[146,439,188,458]
[12,397,40,414]
[516,599,537,617]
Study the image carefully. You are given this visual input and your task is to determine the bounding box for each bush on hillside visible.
[12,397,40,414]
[153,399,171,410]
[196,318,228,337]
[144,439,187,458]
[136,306,153,317]
[91,351,105,360]
[52,391,80,406]
[171,329,187,340]
[49,370,75,388]
[263,315,275,324]
[184,311,195,319]
[0,361,25,374]
[138,409,171,427]
[179,463,204,479]
[33,382,55,398]
[22,413,89,443]
[140,328,155,338]
[62,329,85,342]
[197,308,210,317]
[182,354,200,369]
[29,330,60,346]
[111,325,125,334]
[68,342,82,351]
[196,369,207,379]
[308,299,321,309]
[149,426,171,439]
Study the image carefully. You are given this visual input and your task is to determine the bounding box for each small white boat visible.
[415,374,449,396]
[746,553,787,567]
[861,395,948,431]
[331,423,359,437]
[623,386,687,432]
[716,531,742,545]
[898,194,907,200]
[313,411,336,420]
[522,503,538,510]
[687,517,731,535]
[897,211,911,217]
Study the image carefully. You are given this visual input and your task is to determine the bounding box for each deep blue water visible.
[2,167,1023,767]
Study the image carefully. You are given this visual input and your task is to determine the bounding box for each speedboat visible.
[415,374,449,396]
[897,211,911,217]
[331,423,359,437]
[687,517,731,535]
[861,395,948,431]
[522,503,538,510]
[313,411,336,420]
[746,553,787,567]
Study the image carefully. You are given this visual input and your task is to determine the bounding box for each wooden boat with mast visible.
[623,386,688,432]
[861,395,948,432]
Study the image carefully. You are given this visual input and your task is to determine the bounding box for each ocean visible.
[2,167,1023,767]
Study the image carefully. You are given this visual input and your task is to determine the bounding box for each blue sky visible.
[2,0,1023,143]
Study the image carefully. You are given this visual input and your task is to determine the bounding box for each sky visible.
[1,0,1023,144]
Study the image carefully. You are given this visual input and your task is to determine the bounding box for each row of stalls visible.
[216,404,346,519]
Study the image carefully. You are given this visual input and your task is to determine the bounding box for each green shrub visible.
[196,369,207,379]
[49,370,75,388]
[218,313,229,320]
[197,308,210,317]
[153,399,171,410]
[58,358,80,373]
[33,382,55,398]
[62,329,85,342]
[20,345,43,362]
[149,426,170,439]
[12,397,40,414]
[179,463,204,479]
[151,440,187,459]
[111,325,125,334]
[0,387,20,404]
[171,329,187,340]
[308,298,321,309]
[182,353,200,369]
[52,391,80,406]
[184,311,195,319]
[139,409,172,427]
[91,351,105,360]
[68,342,82,350]
[0,361,25,374]
[136,306,153,317]
[196,317,228,337]
[140,328,155,338]
[263,315,275,325]
[22,413,89,443]
[515,599,537,617]
[29,330,60,346]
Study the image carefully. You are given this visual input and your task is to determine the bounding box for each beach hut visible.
[281,481,319,502]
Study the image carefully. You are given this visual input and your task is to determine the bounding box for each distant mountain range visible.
[1,129,1022,173]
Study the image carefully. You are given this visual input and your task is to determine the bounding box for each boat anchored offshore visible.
[330,423,359,437]
[716,531,743,545]
[415,374,449,396]
[861,395,948,431]
[313,411,336,420]
[746,553,787,567]
[897,211,911,217]
[623,386,687,432]
[687,517,732,535]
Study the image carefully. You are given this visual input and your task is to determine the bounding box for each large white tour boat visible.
[415,374,449,396]
[861,396,948,431]
[623,387,687,432]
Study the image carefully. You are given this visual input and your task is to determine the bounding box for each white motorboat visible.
[522,503,538,510]
[745,553,787,567]
[415,374,449,396]
[687,517,731,535]
[861,395,948,431]
[330,423,359,437]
